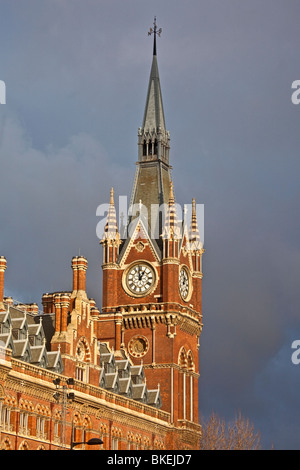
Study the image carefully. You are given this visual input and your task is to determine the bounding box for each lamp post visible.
[53,377,75,450]
[70,437,103,450]
[70,419,103,450]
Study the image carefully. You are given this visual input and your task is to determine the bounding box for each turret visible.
[101,188,121,309]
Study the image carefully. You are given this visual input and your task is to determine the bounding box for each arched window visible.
[111,426,122,450]
[19,440,30,450]
[178,347,188,420]
[99,423,108,450]
[54,410,61,444]
[1,406,12,432]
[186,351,195,421]
[143,140,147,156]
[1,437,13,450]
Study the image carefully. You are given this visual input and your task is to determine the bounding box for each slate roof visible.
[0,301,162,410]
[0,302,63,373]
[98,342,162,408]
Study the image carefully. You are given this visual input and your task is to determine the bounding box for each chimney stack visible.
[60,293,70,332]
[4,296,13,306]
[27,303,39,315]
[71,257,78,292]
[0,256,7,310]
[77,256,88,291]
[54,294,62,333]
[72,256,88,293]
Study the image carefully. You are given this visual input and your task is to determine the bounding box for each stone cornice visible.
[161,258,180,265]
[101,302,202,335]
[143,362,200,379]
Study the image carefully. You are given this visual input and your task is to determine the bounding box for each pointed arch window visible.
[1,406,12,431]
[19,412,29,436]
[143,140,147,156]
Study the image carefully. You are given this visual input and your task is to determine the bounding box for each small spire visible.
[188,198,203,250]
[162,181,181,240]
[102,187,120,242]
[169,181,175,204]
[148,16,162,56]
[110,187,114,204]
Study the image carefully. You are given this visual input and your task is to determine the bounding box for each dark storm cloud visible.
[0,0,300,449]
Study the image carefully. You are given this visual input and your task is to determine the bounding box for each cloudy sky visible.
[1,0,300,449]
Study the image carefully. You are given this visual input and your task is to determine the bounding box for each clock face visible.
[126,263,155,295]
[179,267,190,300]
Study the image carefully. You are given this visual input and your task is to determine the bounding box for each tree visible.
[199,411,261,450]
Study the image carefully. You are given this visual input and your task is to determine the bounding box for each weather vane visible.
[148,16,162,55]
[148,16,162,38]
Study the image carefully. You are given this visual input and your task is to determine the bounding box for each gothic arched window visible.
[143,140,147,156]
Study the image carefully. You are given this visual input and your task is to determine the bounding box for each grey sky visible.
[0,0,300,449]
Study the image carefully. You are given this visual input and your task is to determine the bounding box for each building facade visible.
[0,20,204,450]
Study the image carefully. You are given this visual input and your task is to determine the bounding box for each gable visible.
[118,217,161,267]
[178,227,194,272]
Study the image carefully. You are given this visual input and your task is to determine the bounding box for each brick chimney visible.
[72,256,88,293]
[71,257,78,292]
[4,296,13,306]
[77,256,88,292]
[60,293,70,332]
[27,303,39,315]
[54,294,62,333]
[0,256,7,310]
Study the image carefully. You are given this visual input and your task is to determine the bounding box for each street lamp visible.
[53,377,75,449]
[70,437,103,450]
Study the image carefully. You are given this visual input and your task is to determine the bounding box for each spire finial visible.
[169,180,174,204]
[161,180,181,240]
[148,16,162,56]
[110,187,114,205]
[101,187,121,243]
[192,197,196,214]
[188,198,203,251]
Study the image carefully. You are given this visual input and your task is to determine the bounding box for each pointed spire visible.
[169,181,175,204]
[102,187,120,242]
[188,198,203,250]
[129,18,171,241]
[143,18,165,132]
[162,181,181,240]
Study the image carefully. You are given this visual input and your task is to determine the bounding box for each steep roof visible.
[0,302,63,373]
[142,53,166,132]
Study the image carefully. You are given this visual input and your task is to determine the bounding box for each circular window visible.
[128,335,149,358]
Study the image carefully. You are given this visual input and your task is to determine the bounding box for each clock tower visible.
[98,18,204,441]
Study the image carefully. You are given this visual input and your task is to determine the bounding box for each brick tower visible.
[99,18,204,437]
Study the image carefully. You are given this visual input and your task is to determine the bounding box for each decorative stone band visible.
[143,362,200,379]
